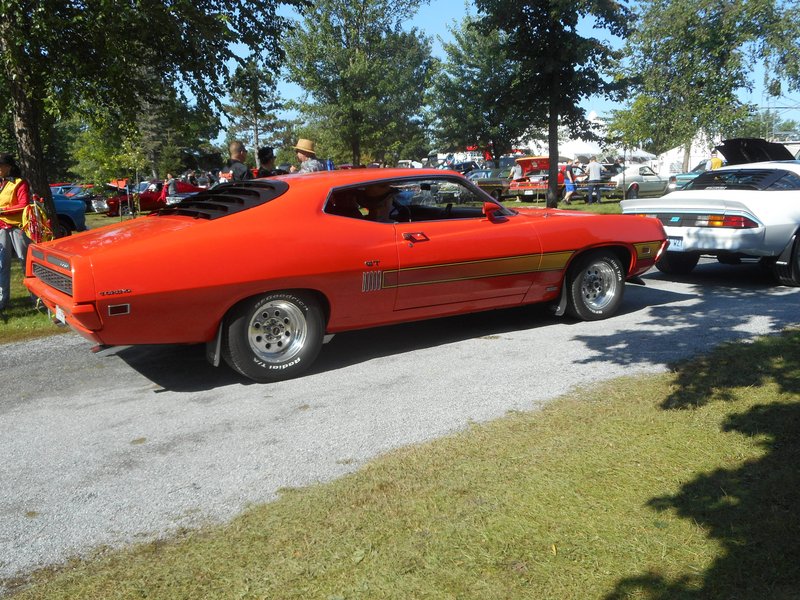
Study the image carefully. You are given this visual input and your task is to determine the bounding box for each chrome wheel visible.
[579,261,619,311]
[247,300,308,363]
[565,251,625,321]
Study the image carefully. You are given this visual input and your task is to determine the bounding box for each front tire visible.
[565,250,625,320]
[655,251,700,275]
[222,291,325,382]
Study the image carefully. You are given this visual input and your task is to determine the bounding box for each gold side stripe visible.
[382,250,574,289]
[383,269,544,289]
[395,252,544,273]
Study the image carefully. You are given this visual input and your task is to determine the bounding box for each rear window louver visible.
[686,169,786,191]
[157,180,289,220]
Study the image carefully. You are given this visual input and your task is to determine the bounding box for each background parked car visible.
[52,194,88,235]
[667,137,794,190]
[467,167,512,199]
[606,165,670,199]
[97,180,204,216]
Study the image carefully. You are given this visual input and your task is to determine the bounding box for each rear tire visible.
[655,251,700,275]
[222,291,325,382]
[767,235,800,286]
[565,250,625,321]
[56,217,72,237]
[625,185,639,199]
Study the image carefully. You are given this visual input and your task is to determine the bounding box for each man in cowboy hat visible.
[290,138,325,174]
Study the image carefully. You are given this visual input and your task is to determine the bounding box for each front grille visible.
[33,263,73,296]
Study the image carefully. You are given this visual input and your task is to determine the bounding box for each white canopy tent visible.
[525,137,655,165]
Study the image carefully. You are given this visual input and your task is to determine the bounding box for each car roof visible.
[265,168,463,190]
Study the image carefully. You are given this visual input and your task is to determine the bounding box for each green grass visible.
[0,261,69,344]
[8,330,800,599]
[503,196,622,214]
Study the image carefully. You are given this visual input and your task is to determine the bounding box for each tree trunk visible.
[253,117,260,169]
[546,71,560,209]
[0,23,58,236]
[682,141,692,172]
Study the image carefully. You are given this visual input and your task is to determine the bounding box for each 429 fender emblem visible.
[99,289,131,296]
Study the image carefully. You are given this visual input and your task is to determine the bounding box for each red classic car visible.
[25,169,666,383]
[507,156,588,200]
[99,180,205,216]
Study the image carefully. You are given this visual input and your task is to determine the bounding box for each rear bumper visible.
[662,225,770,256]
[25,275,104,344]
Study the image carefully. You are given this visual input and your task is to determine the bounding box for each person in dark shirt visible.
[222,140,253,182]
[256,147,288,178]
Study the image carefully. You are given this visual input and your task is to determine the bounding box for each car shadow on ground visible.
[603,330,800,599]
[573,260,800,369]
[114,344,246,392]
[113,281,688,392]
[114,303,564,392]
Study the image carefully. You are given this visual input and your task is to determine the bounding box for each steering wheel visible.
[390,199,411,222]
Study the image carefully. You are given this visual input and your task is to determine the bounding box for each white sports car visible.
[621,159,800,286]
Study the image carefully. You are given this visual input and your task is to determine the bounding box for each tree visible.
[612,0,800,169]
[225,60,283,169]
[725,109,800,142]
[475,0,630,207]
[430,18,536,165]
[285,0,435,166]
[0,0,300,227]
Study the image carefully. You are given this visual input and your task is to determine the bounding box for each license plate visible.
[55,305,66,324]
[524,190,534,195]
[667,236,683,250]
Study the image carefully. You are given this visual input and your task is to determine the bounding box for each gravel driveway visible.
[1,261,798,592]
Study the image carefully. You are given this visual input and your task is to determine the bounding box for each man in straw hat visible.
[290,138,325,174]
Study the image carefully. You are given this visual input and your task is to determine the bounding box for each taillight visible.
[696,215,758,228]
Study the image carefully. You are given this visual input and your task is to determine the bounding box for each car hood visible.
[716,138,794,164]
[39,215,195,258]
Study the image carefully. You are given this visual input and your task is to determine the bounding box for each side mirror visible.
[483,201,503,221]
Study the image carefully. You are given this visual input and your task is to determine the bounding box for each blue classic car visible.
[53,193,88,235]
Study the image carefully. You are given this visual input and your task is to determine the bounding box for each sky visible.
[239,0,800,146]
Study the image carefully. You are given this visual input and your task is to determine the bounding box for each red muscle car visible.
[507,156,589,200]
[25,169,666,383]
[101,180,205,216]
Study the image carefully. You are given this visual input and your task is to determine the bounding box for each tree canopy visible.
[610,0,800,168]
[0,0,299,221]
[430,17,536,164]
[474,0,630,206]
[285,0,435,166]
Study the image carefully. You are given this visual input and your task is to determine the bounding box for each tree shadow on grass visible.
[604,330,800,599]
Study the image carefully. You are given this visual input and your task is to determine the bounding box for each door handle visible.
[403,232,429,243]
